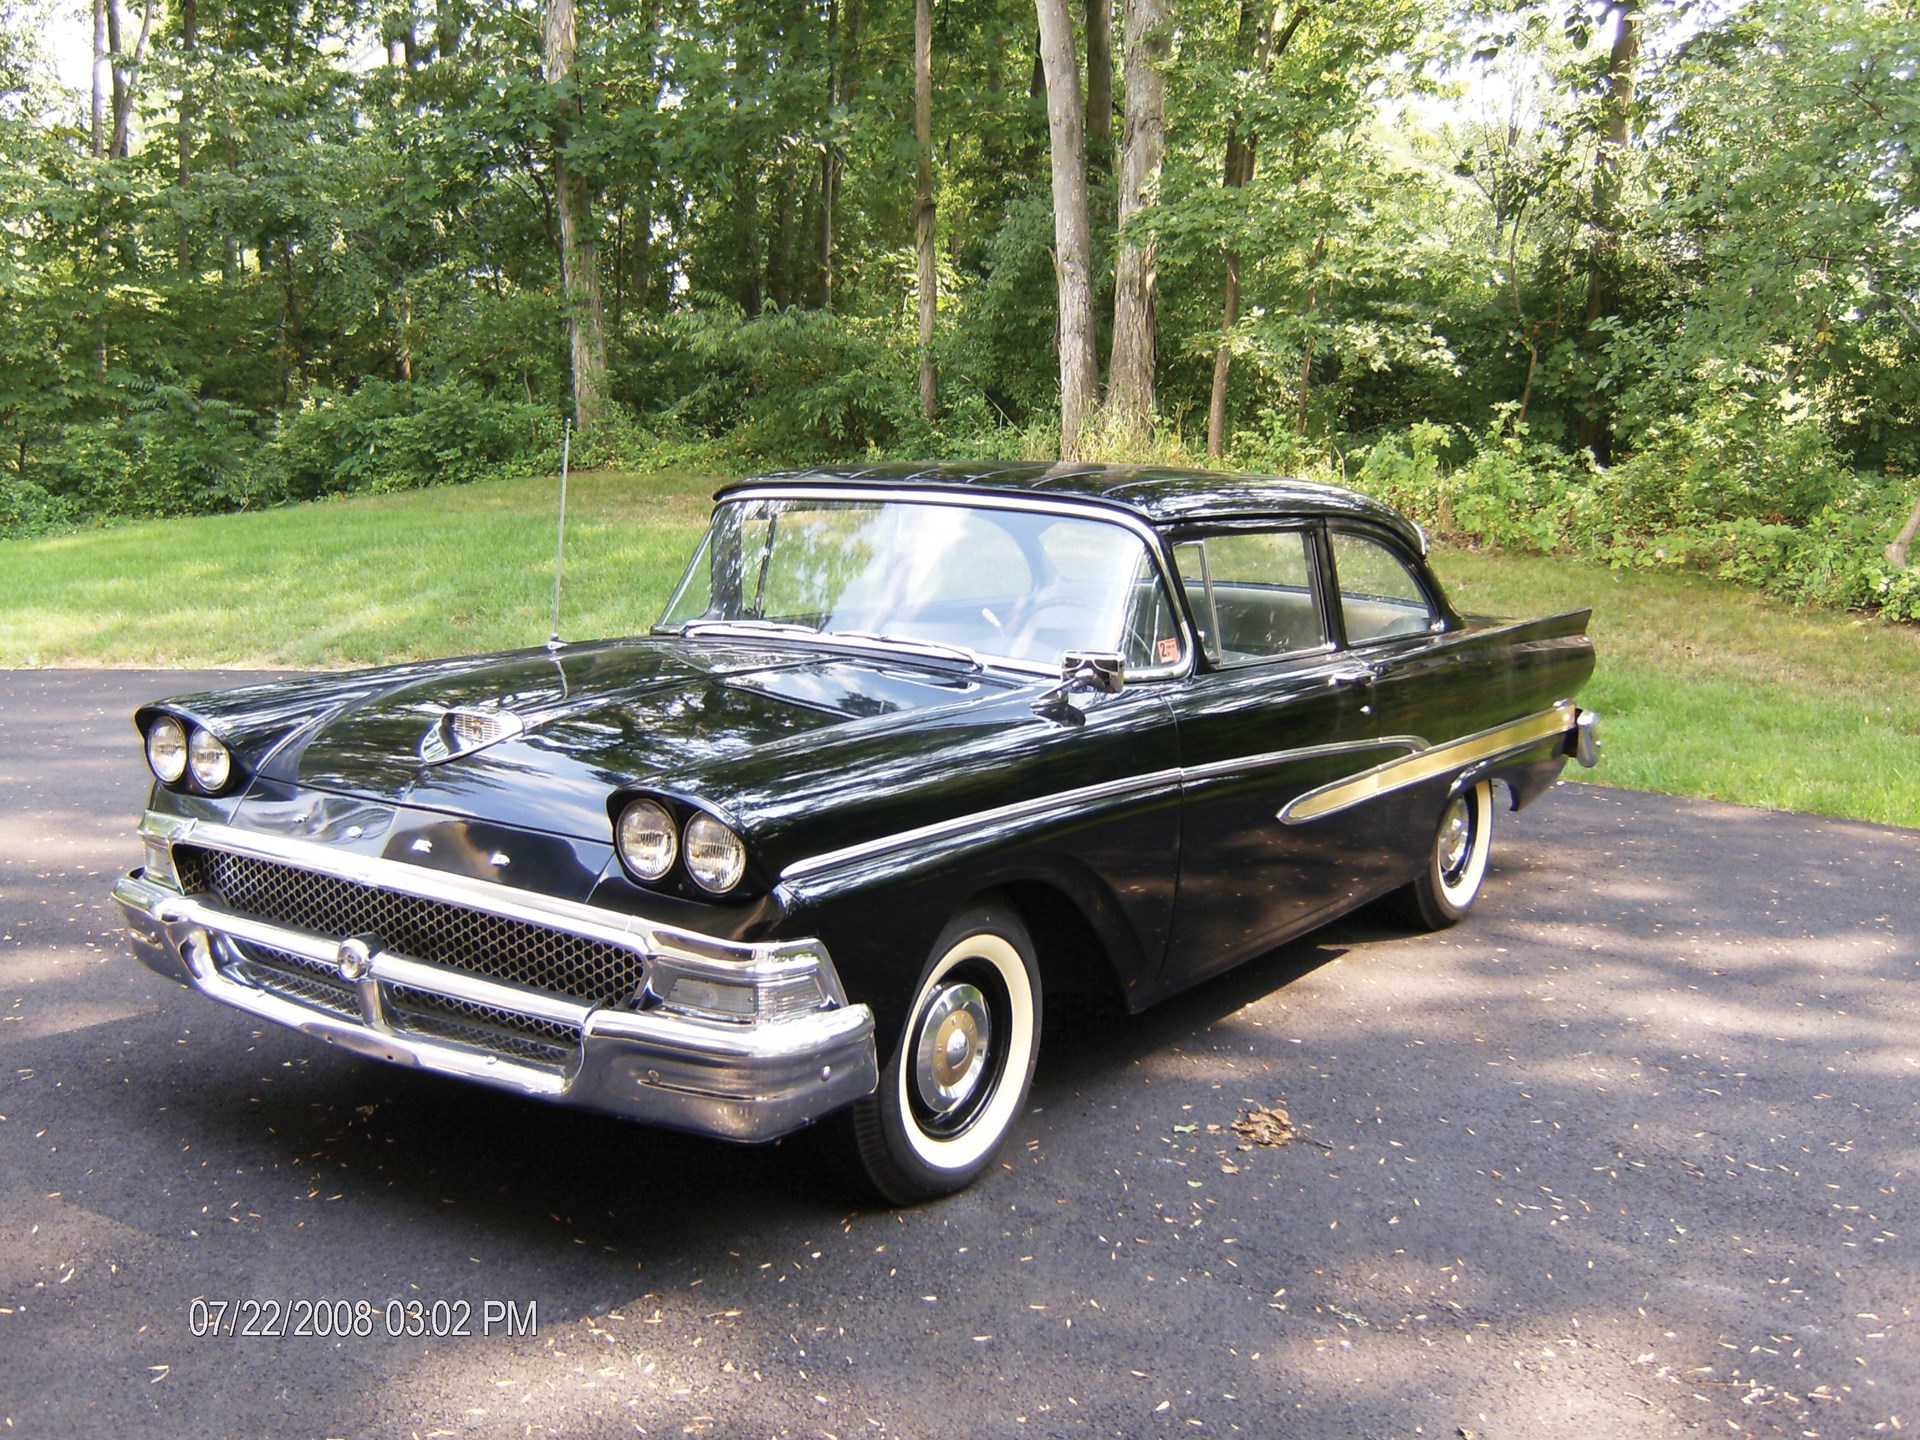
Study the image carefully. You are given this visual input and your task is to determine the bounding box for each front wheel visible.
[841,901,1042,1205]
[1396,778,1495,930]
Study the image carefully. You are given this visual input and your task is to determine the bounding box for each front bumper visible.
[112,830,877,1143]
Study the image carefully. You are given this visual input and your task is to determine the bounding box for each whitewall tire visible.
[844,900,1041,1205]
[1398,778,1494,930]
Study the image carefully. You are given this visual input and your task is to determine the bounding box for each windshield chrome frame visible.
[658,486,1195,682]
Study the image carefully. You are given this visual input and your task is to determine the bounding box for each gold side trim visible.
[1278,702,1578,825]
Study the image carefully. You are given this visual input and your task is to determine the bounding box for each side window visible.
[1331,532,1435,645]
[1171,530,1327,665]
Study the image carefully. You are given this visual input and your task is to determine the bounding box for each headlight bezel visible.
[608,793,753,898]
[143,713,239,795]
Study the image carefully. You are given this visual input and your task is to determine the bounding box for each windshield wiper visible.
[826,630,984,669]
[675,618,822,640]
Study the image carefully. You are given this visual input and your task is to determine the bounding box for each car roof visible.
[716,461,1426,549]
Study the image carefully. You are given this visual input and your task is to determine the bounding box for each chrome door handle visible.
[1326,664,1376,688]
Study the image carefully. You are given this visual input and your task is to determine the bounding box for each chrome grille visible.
[228,942,361,1019]
[385,985,580,1070]
[175,845,646,1008]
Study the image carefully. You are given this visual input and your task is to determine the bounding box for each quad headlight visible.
[145,716,189,784]
[187,728,232,791]
[613,797,750,895]
[615,798,678,881]
[145,716,235,793]
[683,813,747,895]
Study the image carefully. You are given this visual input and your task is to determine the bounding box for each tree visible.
[544,0,606,431]
[1036,0,1098,457]
[1084,0,1114,175]
[1202,0,1306,458]
[1107,0,1168,437]
[1574,0,1639,460]
[914,0,937,419]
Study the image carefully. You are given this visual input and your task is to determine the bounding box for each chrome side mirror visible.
[1033,651,1126,723]
[1059,651,1126,694]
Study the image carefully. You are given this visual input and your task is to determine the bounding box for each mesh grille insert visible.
[176,844,645,1008]
[228,943,362,1019]
[386,985,581,1069]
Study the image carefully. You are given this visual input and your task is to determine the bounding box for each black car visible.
[114,463,1598,1203]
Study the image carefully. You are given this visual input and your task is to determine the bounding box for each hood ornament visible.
[420,707,526,764]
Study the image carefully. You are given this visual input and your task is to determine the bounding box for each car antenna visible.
[547,417,570,653]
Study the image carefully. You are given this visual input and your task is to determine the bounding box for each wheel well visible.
[994,880,1127,1013]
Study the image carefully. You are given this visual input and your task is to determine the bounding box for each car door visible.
[1156,523,1392,991]
[1283,524,1459,900]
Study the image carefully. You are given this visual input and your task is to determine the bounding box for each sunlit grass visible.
[3,475,1916,827]
[0,470,716,668]
[1434,546,1920,828]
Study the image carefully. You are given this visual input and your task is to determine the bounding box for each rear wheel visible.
[840,901,1041,1205]
[1396,778,1495,930]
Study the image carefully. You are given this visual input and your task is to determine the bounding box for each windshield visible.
[659,496,1183,673]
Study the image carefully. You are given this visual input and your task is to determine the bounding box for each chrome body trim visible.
[1574,708,1601,768]
[1278,702,1581,825]
[112,834,878,1142]
[779,735,1427,884]
[780,703,1581,878]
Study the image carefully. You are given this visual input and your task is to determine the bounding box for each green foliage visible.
[0,0,1911,631]
[1342,411,1919,622]
[269,381,546,502]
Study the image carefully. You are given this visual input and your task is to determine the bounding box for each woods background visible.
[2,0,1917,618]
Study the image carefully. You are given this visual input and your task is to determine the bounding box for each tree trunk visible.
[819,0,863,311]
[1205,0,1267,458]
[435,0,463,59]
[90,0,106,159]
[1886,494,1920,570]
[545,0,607,431]
[1206,1,1305,458]
[176,0,196,273]
[914,0,938,420]
[770,167,795,309]
[1084,0,1113,176]
[1293,232,1327,434]
[819,0,838,310]
[104,0,127,154]
[397,289,413,382]
[1205,252,1241,458]
[108,0,154,161]
[1107,0,1167,438]
[1576,0,1639,462]
[1036,0,1098,458]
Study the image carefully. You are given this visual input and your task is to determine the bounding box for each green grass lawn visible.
[0,469,718,668]
[4,470,1916,828]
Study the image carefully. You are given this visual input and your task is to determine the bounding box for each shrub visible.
[269,379,544,502]
[1339,404,1919,622]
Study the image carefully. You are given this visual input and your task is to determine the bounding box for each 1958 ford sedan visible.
[113,463,1598,1203]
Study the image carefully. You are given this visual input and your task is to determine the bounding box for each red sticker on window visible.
[1157,637,1179,664]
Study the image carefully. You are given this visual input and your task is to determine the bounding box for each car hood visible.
[229,638,1025,844]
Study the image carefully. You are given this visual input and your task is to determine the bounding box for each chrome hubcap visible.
[913,982,992,1116]
[1439,797,1472,876]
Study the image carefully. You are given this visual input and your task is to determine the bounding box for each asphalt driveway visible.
[2,669,1914,1438]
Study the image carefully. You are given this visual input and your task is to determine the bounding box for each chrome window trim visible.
[679,485,1198,683]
